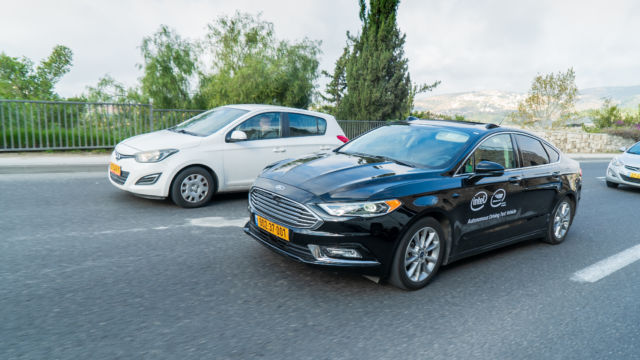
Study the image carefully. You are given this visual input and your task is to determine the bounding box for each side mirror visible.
[475,160,505,176]
[229,130,247,142]
[619,146,627,152]
[464,161,505,185]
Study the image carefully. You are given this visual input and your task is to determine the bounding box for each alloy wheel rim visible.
[404,227,440,283]
[180,174,209,203]
[553,201,571,239]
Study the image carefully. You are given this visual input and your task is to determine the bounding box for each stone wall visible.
[528,130,634,153]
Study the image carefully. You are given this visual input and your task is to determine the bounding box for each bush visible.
[602,127,640,142]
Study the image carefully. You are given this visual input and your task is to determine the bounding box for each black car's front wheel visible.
[389,217,445,290]
[543,197,574,244]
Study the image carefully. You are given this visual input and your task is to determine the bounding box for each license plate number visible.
[256,215,289,241]
[109,162,121,176]
[631,172,640,179]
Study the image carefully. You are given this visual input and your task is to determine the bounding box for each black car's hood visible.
[260,152,449,201]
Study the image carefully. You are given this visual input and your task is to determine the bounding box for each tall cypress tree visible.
[328,0,438,120]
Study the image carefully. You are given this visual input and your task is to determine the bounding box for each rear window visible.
[288,113,327,137]
[543,143,560,162]
[516,134,549,167]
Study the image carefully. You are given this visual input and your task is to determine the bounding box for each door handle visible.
[551,171,560,179]
[273,147,286,153]
[508,176,522,184]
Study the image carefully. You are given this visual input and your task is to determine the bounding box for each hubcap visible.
[553,201,571,239]
[180,174,209,203]
[404,227,440,283]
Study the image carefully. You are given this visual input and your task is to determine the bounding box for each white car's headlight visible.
[318,199,402,217]
[611,157,624,167]
[135,149,179,163]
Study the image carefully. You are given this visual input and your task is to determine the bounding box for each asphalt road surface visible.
[1,162,639,359]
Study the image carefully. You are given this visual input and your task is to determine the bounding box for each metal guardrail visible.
[0,99,204,151]
[0,99,389,151]
[336,120,387,140]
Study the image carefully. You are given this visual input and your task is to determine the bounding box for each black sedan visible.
[243,120,582,290]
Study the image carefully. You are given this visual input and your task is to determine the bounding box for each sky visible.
[2,0,640,100]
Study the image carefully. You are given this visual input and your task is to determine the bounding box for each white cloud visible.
[1,0,638,100]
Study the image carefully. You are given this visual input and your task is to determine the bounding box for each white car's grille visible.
[624,165,640,172]
[249,188,320,229]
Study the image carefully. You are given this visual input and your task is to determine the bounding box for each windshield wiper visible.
[380,156,416,168]
[170,128,200,136]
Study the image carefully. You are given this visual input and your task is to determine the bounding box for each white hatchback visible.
[606,142,640,189]
[108,104,348,207]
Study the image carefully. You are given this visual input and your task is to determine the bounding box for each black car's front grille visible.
[620,174,640,184]
[249,188,320,228]
[110,170,130,185]
[625,165,640,172]
[253,224,314,261]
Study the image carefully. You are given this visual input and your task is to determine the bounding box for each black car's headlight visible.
[134,149,179,163]
[317,199,402,217]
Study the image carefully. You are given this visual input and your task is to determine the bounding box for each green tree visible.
[83,74,144,103]
[0,45,73,100]
[195,12,321,109]
[326,0,438,120]
[139,25,197,109]
[511,68,578,128]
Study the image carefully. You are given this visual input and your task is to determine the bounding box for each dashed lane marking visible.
[571,243,640,283]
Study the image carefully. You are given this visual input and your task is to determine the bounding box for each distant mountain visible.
[414,85,640,123]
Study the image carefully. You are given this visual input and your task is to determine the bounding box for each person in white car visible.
[108,104,348,208]
[606,141,640,188]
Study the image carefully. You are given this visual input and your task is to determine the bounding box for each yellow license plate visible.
[256,215,289,241]
[109,162,121,176]
[631,172,640,179]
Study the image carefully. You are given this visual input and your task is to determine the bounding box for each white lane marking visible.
[189,217,249,228]
[596,176,605,180]
[571,244,640,283]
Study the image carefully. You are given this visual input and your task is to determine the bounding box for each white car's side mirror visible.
[619,146,627,152]
[230,130,248,142]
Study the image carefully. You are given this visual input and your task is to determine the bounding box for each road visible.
[1,162,639,359]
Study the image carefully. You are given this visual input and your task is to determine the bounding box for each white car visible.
[108,104,348,207]
[606,142,640,188]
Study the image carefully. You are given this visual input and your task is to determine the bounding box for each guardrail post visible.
[149,104,154,132]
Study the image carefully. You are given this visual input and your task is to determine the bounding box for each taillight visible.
[337,135,349,143]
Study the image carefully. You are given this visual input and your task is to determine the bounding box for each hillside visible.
[414,85,640,123]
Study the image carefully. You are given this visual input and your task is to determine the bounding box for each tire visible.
[389,217,445,290]
[170,166,215,208]
[542,197,575,245]
[606,180,619,188]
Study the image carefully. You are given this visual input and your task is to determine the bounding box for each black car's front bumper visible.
[244,211,407,277]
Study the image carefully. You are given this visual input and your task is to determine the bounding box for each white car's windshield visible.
[627,142,640,155]
[170,107,249,137]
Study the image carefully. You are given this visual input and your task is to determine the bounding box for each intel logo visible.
[471,191,488,211]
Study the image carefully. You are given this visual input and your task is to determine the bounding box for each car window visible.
[543,143,560,162]
[288,113,327,137]
[339,124,472,169]
[627,142,640,155]
[463,134,516,173]
[516,134,549,167]
[171,107,249,136]
[233,112,281,140]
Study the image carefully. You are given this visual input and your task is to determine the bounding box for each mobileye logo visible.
[274,185,286,191]
[491,189,507,208]
[470,191,488,211]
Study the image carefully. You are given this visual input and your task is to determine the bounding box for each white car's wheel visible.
[170,166,214,208]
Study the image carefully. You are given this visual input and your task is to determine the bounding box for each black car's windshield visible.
[338,124,472,168]
[627,142,640,155]
[170,107,249,136]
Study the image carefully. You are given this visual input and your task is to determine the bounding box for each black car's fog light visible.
[135,173,162,185]
[308,244,362,260]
